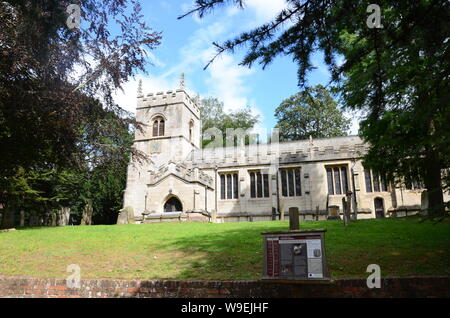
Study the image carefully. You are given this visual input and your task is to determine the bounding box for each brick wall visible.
[0,275,448,298]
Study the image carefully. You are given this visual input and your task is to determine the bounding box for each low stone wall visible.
[0,276,448,298]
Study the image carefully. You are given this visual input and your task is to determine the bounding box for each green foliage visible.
[0,102,134,227]
[59,104,134,225]
[275,85,350,141]
[197,96,259,148]
[0,1,156,225]
[0,0,159,176]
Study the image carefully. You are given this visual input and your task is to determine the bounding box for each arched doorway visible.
[374,198,385,218]
[164,197,183,212]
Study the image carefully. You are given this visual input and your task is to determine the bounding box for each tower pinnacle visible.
[137,79,143,96]
[179,72,185,90]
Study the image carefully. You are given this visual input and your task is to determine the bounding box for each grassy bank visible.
[0,216,448,279]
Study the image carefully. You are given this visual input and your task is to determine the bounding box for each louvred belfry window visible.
[152,116,165,137]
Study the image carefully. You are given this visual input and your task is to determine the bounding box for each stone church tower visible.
[135,73,201,164]
[121,74,213,221]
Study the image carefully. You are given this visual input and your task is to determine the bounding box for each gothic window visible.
[364,169,373,192]
[281,169,288,197]
[404,170,424,190]
[333,167,342,195]
[341,167,349,193]
[280,168,302,197]
[326,168,334,195]
[152,116,165,137]
[263,174,270,197]
[220,175,226,199]
[233,174,239,199]
[220,172,239,200]
[326,166,348,195]
[153,120,158,136]
[159,119,165,136]
[250,172,256,198]
[364,168,388,193]
[373,171,380,192]
[249,171,270,198]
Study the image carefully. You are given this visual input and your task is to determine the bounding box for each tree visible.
[180,0,450,217]
[69,104,134,225]
[0,102,134,228]
[198,97,259,148]
[0,0,160,225]
[275,85,350,141]
[0,0,159,176]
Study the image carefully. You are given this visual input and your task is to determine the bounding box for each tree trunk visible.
[0,205,15,229]
[342,197,348,226]
[423,155,445,217]
[57,207,70,226]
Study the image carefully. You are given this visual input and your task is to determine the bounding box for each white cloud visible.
[146,51,166,68]
[114,0,289,125]
[246,0,287,24]
[113,75,177,114]
[203,52,255,112]
[343,109,362,135]
[161,21,226,79]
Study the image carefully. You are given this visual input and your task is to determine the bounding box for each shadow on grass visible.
[145,216,450,281]
[166,222,287,280]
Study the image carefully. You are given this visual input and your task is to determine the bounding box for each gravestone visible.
[420,190,428,215]
[342,197,349,226]
[117,206,134,225]
[19,210,25,227]
[81,203,93,225]
[289,207,300,230]
[271,207,277,221]
[211,209,217,223]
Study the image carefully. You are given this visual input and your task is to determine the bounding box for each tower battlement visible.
[137,88,201,117]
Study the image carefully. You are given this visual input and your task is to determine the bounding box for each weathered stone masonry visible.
[121,77,450,224]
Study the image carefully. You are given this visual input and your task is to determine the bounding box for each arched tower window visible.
[152,116,165,137]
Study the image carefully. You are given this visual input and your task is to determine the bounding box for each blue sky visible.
[113,0,360,135]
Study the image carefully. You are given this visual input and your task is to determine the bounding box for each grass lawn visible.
[0,216,449,280]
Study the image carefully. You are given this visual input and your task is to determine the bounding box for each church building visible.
[121,77,437,223]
